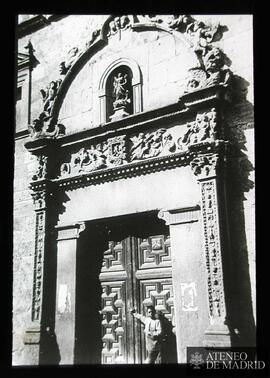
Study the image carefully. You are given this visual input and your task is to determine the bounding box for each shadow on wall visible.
[156,311,177,364]
[224,74,256,347]
[40,327,61,365]
[74,224,105,364]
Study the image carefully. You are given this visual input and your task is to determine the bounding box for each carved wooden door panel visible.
[99,228,175,364]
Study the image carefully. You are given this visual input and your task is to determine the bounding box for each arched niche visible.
[98,57,142,124]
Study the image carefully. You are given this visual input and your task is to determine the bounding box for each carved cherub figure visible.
[40,80,61,115]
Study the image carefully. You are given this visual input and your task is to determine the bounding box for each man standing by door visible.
[130,305,162,364]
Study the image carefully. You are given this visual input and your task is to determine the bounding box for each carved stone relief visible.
[200,179,226,323]
[59,47,79,75]
[130,129,176,161]
[27,15,230,140]
[31,191,47,322]
[190,153,220,179]
[32,156,48,181]
[185,47,232,92]
[59,113,221,179]
[178,108,218,149]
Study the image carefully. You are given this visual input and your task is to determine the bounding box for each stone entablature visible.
[25,84,231,191]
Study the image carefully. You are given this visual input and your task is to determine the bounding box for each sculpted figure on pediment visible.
[185,47,232,92]
[59,47,79,75]
[40,80,62,116]
[202,47,232,87]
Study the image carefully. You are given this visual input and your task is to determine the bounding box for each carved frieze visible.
[178,108,218,149]
[58,114,222,179]
[60,135,127,177]
[107,135,127,165]
[130,129,176,161]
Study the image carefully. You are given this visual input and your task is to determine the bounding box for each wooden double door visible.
[98,216,175,364]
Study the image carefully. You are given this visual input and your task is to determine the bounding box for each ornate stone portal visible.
[23,14,239,364]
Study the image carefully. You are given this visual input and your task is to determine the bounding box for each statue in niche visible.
[40,80,62,116]
[112,72,130,111]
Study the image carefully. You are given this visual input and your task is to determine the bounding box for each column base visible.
[23,324,41,345]
[203,324,232,348]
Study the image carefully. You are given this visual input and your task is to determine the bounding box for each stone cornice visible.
[24,101,188,151]
[52,151,190,191]
[56,222,86,241]
[17,15,66,38]
[179,84,232,109]
[25,83,230,152]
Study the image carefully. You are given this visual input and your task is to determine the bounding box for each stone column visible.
[190,143,233,348]
[54,222,85,365]
[158,207,204,363]
[23,184,53,364]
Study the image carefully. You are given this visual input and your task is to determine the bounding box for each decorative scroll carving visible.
[137,235,171,268]
[130,129,176,161]
[200,179,226,323]
[178,108,218,148]
[32,156,48,181]
[28,119,65,140]
[190,153,220,179]
[101,283,126,364]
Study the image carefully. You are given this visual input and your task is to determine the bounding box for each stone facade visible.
[14,15,255,365]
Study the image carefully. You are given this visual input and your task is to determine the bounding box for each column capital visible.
[56,222,86,241]
[189,140,228,181]
[158,206,200,225]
